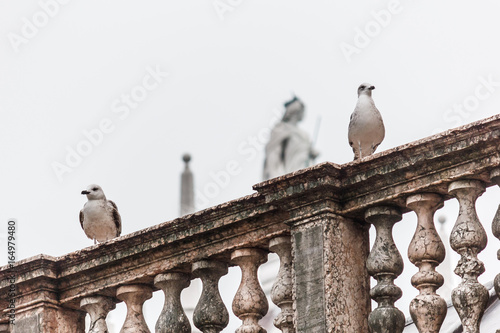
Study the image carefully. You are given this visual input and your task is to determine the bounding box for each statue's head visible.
[282,96,305,122]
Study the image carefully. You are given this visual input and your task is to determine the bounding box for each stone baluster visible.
[365,206,405,333]
[406,193,447,332]
[80,296,115,333]
[448,180,488,333]
[269,236,294,333]
[116,285,152,333]
[154,272,191,333]
[491,168,500,333]
[192,260,229,333]
[231,248,269,333]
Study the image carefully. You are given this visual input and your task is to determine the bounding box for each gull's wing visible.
[79,210,84,230]
[107,200,122,237]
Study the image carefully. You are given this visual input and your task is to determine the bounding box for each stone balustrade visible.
[2,114,500,332]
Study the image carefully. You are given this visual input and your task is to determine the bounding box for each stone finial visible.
[116,285,152,333]
[448,180,488,333]
[192,260,229,333]
[365,206,405,333]
[231,248,269,333]
[154,272,191,333]
[406,193,447,332]
[180,153,195,216]
[80,296,115,333]
[269,236,294,333]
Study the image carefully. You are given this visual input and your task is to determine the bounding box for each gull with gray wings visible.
[348,83,385,160]
[80,184,121,244]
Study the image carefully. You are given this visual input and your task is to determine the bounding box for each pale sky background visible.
[2,1,500,331]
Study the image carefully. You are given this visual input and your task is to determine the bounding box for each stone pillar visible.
[231,248,269,333]
[491,168,500,333]
[80,296,115,333]
[287,210,371,332]
[192,260,229,333]
[180,154,195,216]
[365,206,405,333]
[406,193,447,332]
[11,275,85,333]
[269,236,294,333]
[12,305,85,333]
[7,255,85,333]
[448,180,488,333]
[116,285,152,333]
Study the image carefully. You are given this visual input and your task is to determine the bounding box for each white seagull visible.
[348,83,385,160]
[80,184,122,244]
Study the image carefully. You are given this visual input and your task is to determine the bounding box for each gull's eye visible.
[92,187,98,191]
[360,85,365,90]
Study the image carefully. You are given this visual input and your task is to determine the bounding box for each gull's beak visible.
[81,190,90,195]
[369,86,375,90]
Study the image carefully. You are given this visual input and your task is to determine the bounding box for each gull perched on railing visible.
[80,184,122,244]
[348,83,385,160]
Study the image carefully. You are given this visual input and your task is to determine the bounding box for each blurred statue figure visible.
[263,96,319,180]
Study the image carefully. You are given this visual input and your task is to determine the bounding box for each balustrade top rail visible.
[1,113,500,332]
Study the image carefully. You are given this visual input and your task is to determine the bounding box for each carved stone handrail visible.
[1,114,500,331]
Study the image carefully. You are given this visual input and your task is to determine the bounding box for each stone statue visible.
[263,96,319,180]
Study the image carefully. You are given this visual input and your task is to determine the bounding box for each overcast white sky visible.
[2,1,500,331]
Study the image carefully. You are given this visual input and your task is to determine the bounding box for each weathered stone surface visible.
[231,248,269,333]
[407,193,447,333]
[2,114,500,331]
[365,206,405,333]
[449,180,488,333]
[293,224,325,332]
[116,285,152,333]
[154,272,191,333]
[192,260,229,333]
[255,114,500,218]
[80,296,115,333]
[12,305,85,333]
[323,215,370,333]
[490,168,500,333]
[287,204,370,333]
[269,236,294,333]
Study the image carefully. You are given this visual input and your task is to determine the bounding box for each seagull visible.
[80,184,121,244]
[348,83,385,160]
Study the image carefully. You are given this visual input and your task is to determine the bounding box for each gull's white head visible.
[357,83,375,97]
[81,184,106,200]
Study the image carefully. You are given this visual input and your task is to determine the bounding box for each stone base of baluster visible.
[409,294,447,332]
[368,307,405,333]
[273,306,294,333]
[451,280,488,331]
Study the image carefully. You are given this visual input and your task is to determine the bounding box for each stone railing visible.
[2,114,500,332]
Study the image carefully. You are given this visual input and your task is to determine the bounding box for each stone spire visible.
[180,154,195,216]
[436,214,453,302]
